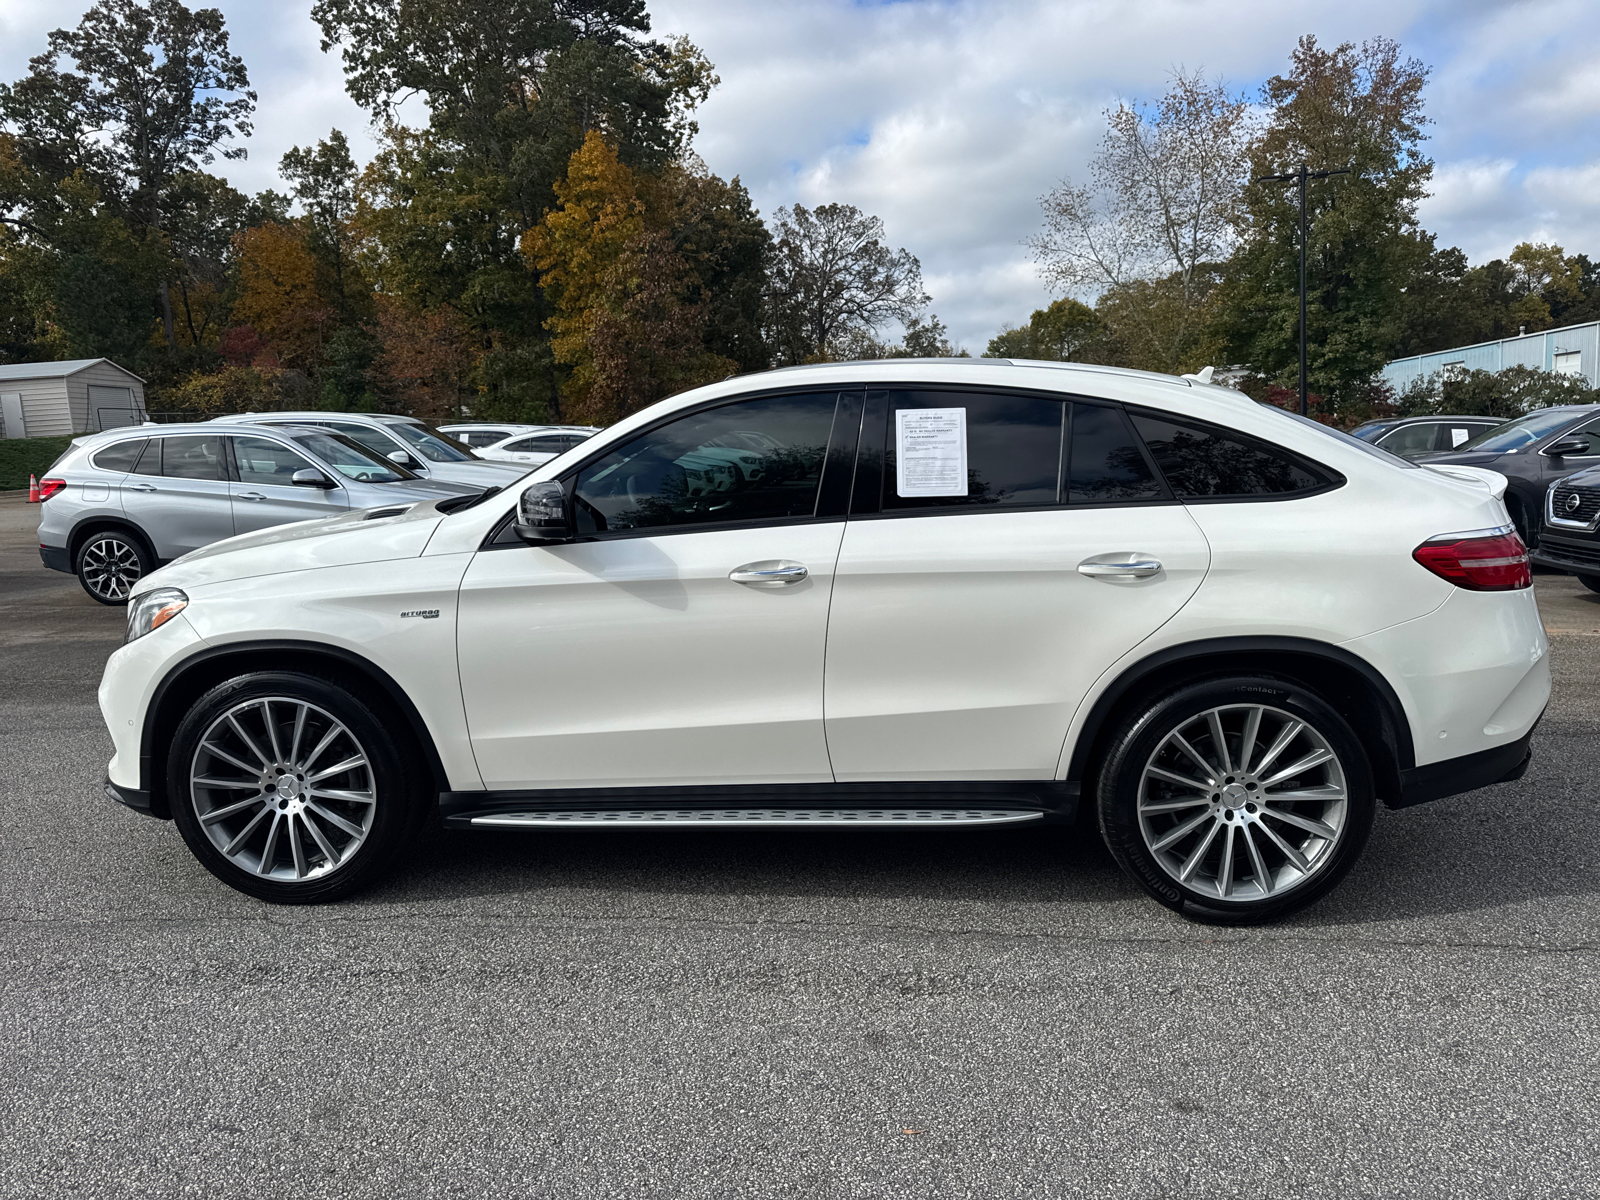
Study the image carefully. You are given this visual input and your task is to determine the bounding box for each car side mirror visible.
[387,449,420,467]
[291,468,337,488]
[1544,437,1589,458]
[513,480,573,544]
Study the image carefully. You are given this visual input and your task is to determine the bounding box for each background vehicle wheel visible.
[75,530,152,606]
[1506,496,1533,548]
[1577,574,1600,595]
[1096,676,1376,925]
[168,671,430,903]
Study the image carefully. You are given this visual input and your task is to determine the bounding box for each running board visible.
[469,807,1047,829]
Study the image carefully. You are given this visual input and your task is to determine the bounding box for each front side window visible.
[231,435,316,485]
[504,435,572,454]
[382,420,476,462]
[290,432,414,482]
[1129,412,1329,498]
[573,393,837,533]
[91,439,147,473]
[318,420,405,461]
[1375,422,1440,456]
[159,435,225,481]
[1457,409,1579,453]
[881,390,1063,510]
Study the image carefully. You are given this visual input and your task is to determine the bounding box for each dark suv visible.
[1532,465,1600,592]
[1415,405,1600,545]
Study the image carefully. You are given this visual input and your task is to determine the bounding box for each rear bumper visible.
[103,776,164,819]
[1392,719,1539,809]
[39,544,71,573]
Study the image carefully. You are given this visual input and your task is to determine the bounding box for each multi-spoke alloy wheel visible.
[1096,676,1375,924]
[168,672,427,903]
[76,533,148,605]
[190,697,376,882]
[1137,704,1347,902]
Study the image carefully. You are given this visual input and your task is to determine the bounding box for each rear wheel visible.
[168,672,430,903]
[1096,676,1376,924]
[75,529,152,605]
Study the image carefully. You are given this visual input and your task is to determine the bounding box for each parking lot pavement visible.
[1,488,1596,1200]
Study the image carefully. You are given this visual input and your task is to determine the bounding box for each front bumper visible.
[39,544,70,573]
[1530,531,1600,576]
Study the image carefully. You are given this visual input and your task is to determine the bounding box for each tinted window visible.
[1349,422,1396,443]
[290,432,414,483]
[1068,403,1164,504]
[160,435,225,481]
[1129,413,1326,498]
[131,438,162,476]
[1457,409,1582,452]
[1558,416,1600,454]
[504,435,572,454]
[1376,422,1440,455]
[91,439,146,473]
[882,390,1062,510]
[574,393,837,533]
[231,435,316,485]
[460,430,512,446]
[321,421,404,459]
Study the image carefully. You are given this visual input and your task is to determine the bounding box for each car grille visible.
[1549,483,1600,527]
[1537,539,1600,570]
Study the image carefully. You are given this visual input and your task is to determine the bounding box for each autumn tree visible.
[232,222,331,372]
[281,129,362,313]
[986,298,1100,361]
[1032,68,1251,374]
[371,294,478,419]
[765,202,930,364]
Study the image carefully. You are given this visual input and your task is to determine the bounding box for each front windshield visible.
[292,431,417,483]
[1455,409,1576,453]
[381,420,478,463]
[1348,422,1395,443]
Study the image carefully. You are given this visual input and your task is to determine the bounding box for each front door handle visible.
[1078,554,1163,579]
[237,491,266,501]
[126,483,157,493]
[729,560,809,587]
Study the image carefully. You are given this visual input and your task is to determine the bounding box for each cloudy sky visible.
[4,0,1598,352]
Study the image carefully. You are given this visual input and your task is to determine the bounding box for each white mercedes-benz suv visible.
[97,360,1548,923]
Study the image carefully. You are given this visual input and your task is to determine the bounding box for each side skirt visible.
[439,780,1078,830]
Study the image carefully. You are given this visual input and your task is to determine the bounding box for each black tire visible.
[1577,575,1600,595]
[1506,496,1534,548]
[74,528,153,606]
[1096,675,1376,925]
[168,671,430,903]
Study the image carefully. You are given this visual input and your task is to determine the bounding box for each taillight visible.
[37,478,66,502]
[1413,526,1530,591]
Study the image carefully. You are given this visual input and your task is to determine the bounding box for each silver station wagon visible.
[37,421,484,604]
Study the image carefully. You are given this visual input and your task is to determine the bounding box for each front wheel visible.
[1577,575,1600,595]
[168,672,429,903]
[1096,676,1376,924]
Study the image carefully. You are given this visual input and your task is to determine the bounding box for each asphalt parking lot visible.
[1,490,1597,1199]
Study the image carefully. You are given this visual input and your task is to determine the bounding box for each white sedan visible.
[97,359,1547,923]
[471,427,599,466]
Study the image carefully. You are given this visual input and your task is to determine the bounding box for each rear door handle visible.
[1078,555,1163,579]
[729,560,809,587]
[237,491,266,501]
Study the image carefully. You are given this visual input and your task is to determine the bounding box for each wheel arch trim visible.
[67,514,155,559]
[1063,635,1416,792]
[138,639,451,819]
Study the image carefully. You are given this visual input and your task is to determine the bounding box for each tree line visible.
[3,7,1596,429]
[993,36,1600,422]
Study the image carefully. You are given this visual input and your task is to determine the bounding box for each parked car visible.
[436,422,550,448]
[1531,465,1600,591]
[473,427,601,466]
[99,360,1546,924]
[37,421,481,604]
[1348,415,1505,458]
[1413,404,1600,544]
[213,412,530,489]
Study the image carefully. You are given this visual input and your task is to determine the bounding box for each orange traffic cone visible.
[27,474,39,503]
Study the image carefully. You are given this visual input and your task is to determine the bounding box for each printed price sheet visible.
[895,407,968,497]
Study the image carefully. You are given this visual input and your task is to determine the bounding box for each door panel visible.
[228,434,349,534]
[118,435,234,559]
[457,524,844,789]
[823,505,1210,781]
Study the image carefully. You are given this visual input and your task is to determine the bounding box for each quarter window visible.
[91,439,147,473]
[881,390,1063,510]
[1067,404,1165,504]
[573,393,838,533]
[1128,412,1328,498]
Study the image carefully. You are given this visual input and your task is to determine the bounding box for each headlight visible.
[126,588,188,643]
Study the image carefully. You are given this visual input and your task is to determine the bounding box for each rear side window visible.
[1128,412,1331,499]
[1067,404,1165,504]
[91,439,146,473]
[159,435,226,481]
[881,390,1063,510]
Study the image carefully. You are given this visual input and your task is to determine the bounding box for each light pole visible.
[1256,162,1349,417]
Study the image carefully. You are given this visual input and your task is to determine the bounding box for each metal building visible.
[0,358,149,439]
[1382,319,1600,394]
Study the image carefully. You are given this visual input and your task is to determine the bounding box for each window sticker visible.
[895,407,968,497]
[1451,428,1470,447]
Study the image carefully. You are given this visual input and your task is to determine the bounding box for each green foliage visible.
[986,298,1100,361]
[0,434,75,490]
[1397,365,1600,418]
